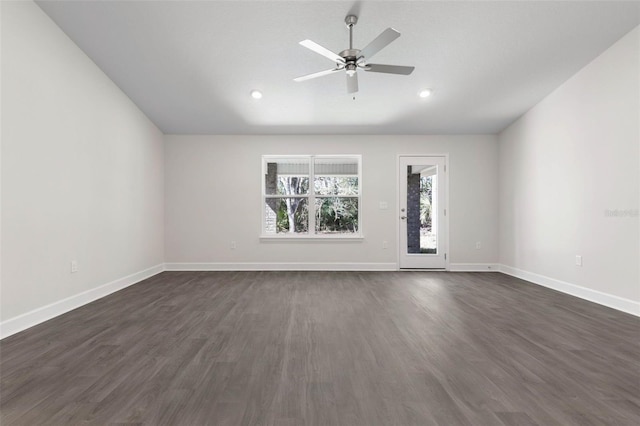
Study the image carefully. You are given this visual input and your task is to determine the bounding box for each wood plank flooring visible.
[1,271,639,425]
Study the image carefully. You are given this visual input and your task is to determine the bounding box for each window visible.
[262,155,361,238]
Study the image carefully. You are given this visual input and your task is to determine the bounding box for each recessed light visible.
[419,89,432,98]
[250,90,263,100]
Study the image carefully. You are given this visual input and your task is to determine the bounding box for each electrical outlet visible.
[70,260,78,273]
[575,255,582,266]
[230,241,237,250]
[382,240,389,249]
[476,241,481,250]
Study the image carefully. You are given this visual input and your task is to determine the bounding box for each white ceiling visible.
[36,1,639,135]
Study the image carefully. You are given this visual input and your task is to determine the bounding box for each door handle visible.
[400,216,407,220]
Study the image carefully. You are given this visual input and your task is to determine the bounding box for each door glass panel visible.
[406,165,437,255]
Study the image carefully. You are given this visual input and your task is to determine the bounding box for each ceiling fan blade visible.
[294,68,342,82]
[346,72,359,94]
[364,64,415,75]
[358,28,401,61]
[299,40,345,64]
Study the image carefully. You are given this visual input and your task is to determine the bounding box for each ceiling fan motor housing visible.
[339,49,361,62]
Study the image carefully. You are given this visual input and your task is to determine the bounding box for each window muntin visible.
[263,155,361,237]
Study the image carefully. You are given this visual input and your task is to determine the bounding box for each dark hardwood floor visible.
[1,271,639,425]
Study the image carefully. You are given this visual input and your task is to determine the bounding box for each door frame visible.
[396,154,450,271]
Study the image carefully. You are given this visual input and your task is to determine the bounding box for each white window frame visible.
[260,155,363,240]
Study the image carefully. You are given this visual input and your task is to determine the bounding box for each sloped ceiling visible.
[37,0,640,134]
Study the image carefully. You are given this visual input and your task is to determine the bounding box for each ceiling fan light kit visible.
[294,15,415,94]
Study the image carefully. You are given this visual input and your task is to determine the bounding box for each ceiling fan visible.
[294,15,415,94]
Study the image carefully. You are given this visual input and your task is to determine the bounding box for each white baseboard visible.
[499,264,640,317]
[449,263,499,272]
[6,262,633,340]
[0,263,165,339]
[164,262,398,271]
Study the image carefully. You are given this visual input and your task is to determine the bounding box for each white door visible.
[399,156,447,269]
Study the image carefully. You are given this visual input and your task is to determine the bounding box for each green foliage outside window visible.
[420,176,433,232]
[274,176,358,234]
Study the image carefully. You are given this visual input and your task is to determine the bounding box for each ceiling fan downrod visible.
[342,15,360,76]
[345,15,358,50]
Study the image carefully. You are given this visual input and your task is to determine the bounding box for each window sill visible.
[260,235,364,242]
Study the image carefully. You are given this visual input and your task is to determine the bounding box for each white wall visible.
[1,1,165,328]
[4,1,633,338]
[164,135,498,268]
[498,27,639,305]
